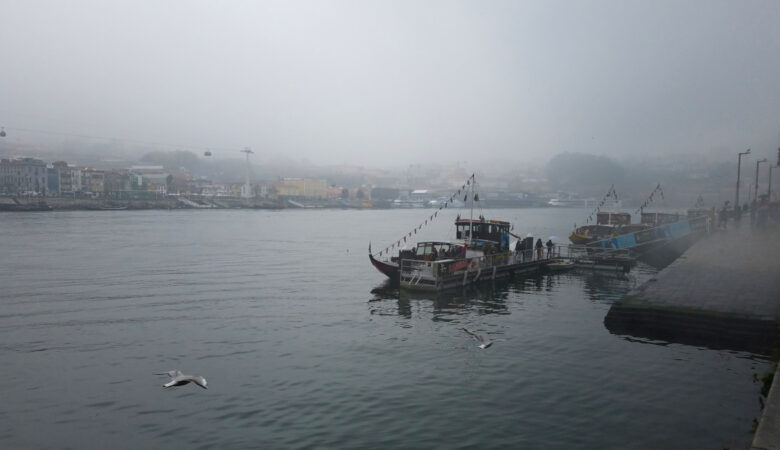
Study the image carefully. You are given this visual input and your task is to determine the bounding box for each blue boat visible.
[588,215,710,268]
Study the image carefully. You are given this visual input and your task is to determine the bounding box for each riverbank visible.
[0,196,283,210]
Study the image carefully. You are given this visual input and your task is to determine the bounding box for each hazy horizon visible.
[1,0,779,168]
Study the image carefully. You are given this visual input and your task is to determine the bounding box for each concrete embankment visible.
[605,225,780,354]
[604,224,780,448]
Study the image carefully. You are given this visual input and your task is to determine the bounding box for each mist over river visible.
[0,208,770,449]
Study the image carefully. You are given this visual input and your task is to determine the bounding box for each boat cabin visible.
[596,212,630,225]
[455,218,511,243]
[400,241,464,261]
[641,212,680,226]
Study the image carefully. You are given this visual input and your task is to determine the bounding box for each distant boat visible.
[548,197,597,207]
[391,199,426,208]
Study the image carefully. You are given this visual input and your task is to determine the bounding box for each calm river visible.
[0,208,770,449]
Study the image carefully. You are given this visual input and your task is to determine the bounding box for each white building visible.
[0,157,48,195]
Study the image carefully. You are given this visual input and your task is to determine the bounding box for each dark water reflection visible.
[0,209,772,449]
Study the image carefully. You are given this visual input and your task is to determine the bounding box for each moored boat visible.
[368,174,550,291]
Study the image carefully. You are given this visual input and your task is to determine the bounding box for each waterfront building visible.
[81,168,105,196]
[53,161,79,196]
[104,170,131,197]
[275,178,328,198]
[129,166,170,195]
[47,166,60,195]
[0,157,48,195]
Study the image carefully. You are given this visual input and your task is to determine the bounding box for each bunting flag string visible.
[578,184,618,229]
[371,173,479,257]
[634,183,664,215]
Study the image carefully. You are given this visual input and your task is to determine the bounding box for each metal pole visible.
[468,174,474,246]
[735,149,750,210]
[769,165,775,198]
[755,158,767,202]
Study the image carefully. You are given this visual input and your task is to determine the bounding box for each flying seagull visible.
[157,370,208,389]
[462,328,493,349]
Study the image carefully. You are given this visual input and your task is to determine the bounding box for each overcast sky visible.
[1,0,779,167]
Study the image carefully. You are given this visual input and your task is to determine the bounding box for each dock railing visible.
[562,244,633,261]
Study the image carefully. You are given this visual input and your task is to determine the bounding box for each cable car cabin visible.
[455,218,511,244]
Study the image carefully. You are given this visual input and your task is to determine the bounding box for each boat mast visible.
[469,174,474,246]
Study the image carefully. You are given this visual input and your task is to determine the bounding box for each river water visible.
[0,208,770,449]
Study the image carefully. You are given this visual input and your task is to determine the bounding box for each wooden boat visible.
[396,220,548,291]
[369,248,399,279]
[369,175,549,291]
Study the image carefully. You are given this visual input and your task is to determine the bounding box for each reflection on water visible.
[369,266,655,321]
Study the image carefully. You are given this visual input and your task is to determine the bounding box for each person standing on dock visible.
[718,203,729,230]
[535,238,543,260]
[546,239,554,258]
[515,238,525,262]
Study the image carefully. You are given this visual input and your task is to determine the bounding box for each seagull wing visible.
[156,370,183,378]
[462,328,486,344]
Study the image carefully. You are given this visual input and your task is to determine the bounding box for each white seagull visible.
[462,328,493,349]
[157,370,208,389]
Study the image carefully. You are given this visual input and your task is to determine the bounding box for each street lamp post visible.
[755,158,768,202]
[735,149,750,210]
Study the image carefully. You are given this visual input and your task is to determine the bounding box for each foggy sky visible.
[1,0,779,168]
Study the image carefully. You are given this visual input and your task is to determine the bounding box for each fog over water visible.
[1,0,779,167]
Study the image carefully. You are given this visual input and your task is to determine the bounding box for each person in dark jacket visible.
[515,238,525,262]
[535,238,543,260]
[545,239,554,258]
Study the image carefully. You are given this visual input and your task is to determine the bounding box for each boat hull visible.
[569,232,599,245]
[399,254,547,292]
[369,253,399,279]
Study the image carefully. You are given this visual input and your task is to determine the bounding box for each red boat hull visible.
[369,253,399,279]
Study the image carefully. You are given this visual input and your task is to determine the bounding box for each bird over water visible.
[157,370,208,389]
[463,328,493,349]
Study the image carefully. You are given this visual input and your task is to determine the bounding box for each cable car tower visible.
[241,147,254,198]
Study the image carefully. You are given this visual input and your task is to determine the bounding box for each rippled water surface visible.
[0,209,770,449]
